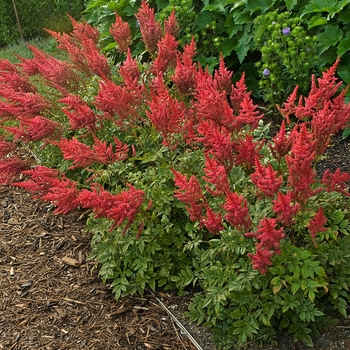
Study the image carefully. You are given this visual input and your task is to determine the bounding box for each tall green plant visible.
[1,6,350,349]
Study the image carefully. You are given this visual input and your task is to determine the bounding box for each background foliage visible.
[0,0,84,47]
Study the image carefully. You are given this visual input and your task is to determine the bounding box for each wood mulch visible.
[1,132,350,350]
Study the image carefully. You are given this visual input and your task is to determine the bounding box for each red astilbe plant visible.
[0,138,15,157]
[147,74,186,147]
[246,218,285,274]
[135,0,162,55]
[172,169,206,222]
[308,207,327,248]
[322,168,350,197]
[250,157,283,198]
[285,124,318,204]
[171,38,197,96]
[202,155,230,197]
[3,116,60,142]
[200,204,223,234]
[60,94,98,131]
[110,12,132,54]
[223,190,252,231]
[272,190,301,225]
[11,166,62,199]
[77,183,145,236]
[0,157,29,184]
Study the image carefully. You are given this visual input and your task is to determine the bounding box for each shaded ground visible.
[1,132,350,350]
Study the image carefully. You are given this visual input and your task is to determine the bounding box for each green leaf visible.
[318,26,343,55]
[246,0,275,14]
[301,0,341,17]
[337,36,350,57]
[307,15,328,29]
[291,283,300,295]
[285,0,298,11]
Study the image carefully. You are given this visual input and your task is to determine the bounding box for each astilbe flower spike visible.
[322,168,350,196]
[233,134,264,170]
[119,49,141,82]
[200,204,223,234]
[213,54,233,94]
[246,218,285,274]
[0,138,15,157]
[272,190,300,225]
[146,74,185,146]
[202,155,230,197]
[135,0,162,55]
[60,94,97,131]
[11,166,61,199]
[18,44,79,90]
[163,10,179,37]
[0,87,50,118]
[41,176,80,214]
[92,134,129,164]
[58,137,97,169]
[250,157,282,198]
[234,93,263,130]
[223,191,252,231]
[0,157,29,184]
[308,208,327,248]
[269,120,293,160]
[171,38,197,96]
[196,120,235,171]
[110,12,132,53]
[95,77,144,129]
[77,183,145,236]
[0,59,37,93]
[230,72,248,113]
[3,116,59,142]
[172,169,206,222]
[152,33,178,75]
[286,124,317,203]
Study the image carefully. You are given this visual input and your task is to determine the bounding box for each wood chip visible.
[61,256,80,267]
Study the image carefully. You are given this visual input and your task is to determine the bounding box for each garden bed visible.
[1,130,350,350]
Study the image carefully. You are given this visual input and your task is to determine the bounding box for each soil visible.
[1,132,350,350]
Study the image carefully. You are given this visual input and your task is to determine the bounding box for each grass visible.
[0,36,68,63]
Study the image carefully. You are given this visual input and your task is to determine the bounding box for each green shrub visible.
[1,6,350,349]
[0,0,85,47]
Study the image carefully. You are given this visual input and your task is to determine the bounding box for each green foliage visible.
[254,11,319,104]
[0,0,85,47]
